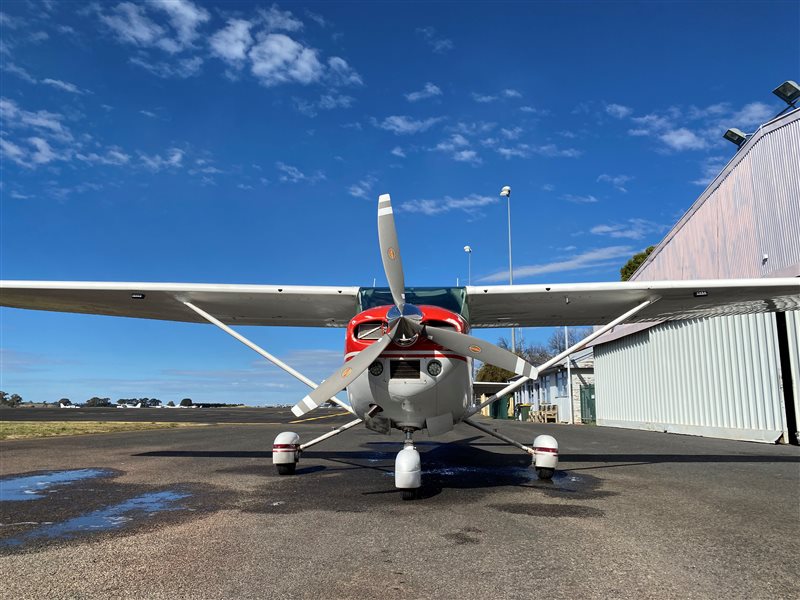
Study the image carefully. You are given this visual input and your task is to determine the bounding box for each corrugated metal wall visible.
[634,111,800,280]
[596,314,787,442]
[594,109,800,443]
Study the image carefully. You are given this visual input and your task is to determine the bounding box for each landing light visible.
[368,361,383,377]
[427,360,443,377]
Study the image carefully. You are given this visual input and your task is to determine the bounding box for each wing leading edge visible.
[465,278,800,328]
[1,278,797,328]
[0,281,361,327]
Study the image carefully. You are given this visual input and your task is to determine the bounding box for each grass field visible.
[0,421,207,440]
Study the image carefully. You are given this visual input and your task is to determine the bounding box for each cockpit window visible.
[358,287,468,319]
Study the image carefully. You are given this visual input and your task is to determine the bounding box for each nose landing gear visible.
[395,428,422,500]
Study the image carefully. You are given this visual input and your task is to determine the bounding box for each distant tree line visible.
[0,391,23,407]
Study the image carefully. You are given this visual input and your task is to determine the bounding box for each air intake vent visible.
[390,360,420,379]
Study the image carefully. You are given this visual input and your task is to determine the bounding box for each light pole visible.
[463,245,472,286]
[500,185,515,352]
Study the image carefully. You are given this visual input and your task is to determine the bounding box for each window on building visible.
[557,371,567,396]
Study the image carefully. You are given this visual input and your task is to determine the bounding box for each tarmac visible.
[1,408,799,599]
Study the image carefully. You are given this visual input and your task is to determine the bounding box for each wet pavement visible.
[1,416,798,599]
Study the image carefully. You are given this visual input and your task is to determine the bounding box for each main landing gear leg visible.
[462,417,559,480]
[395,428,422,500]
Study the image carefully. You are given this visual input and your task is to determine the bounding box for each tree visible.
[0,392,22,407]
[180,398,192,407]
[475,336,552,382]
[546,327,595,356]
[620,245,655,281]
[85,397,111,407]
[60,398,72,406]
[167,400,175,407]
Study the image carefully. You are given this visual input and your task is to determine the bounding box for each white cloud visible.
[405,82,442,102]
[472,92,497,103]
[496,145,529,159]
[399,194,496,216]
[130,55,203,78]
[0,97,72,141]
[605,103,632,118]
[76,147,131,166]
[140,109,157,118]
[435,134,469,151]
[480,246,634,282]
[2,62,37,83]
[149,0,209,47]
[0,137,28,167]
[348,176,377,199]
[28,137,59,164]
[691,155,728,186]
[452,149,480,164]
[597,173,633,192]
[627,113,671,136]
[502,89,522,98]
[41,78,83,94]
[416,26,453,53]
[731,102,774,127]
[259,4,303,32]
[139,147,184,171]
[275,161,324,183]
[210,18,253,65]
[562,194,598,204]
[326,56,362,86]
[390,146,405,158]
[97,1,208,54]
[375,115,442,135]
[248,33,323,86]
[500,127,523,140]
[295,93,354,117]
[98,2,172,52]
[590,218,665,240]
[659,127,707,151]
[533,144,581,158]
[520,105,548,115]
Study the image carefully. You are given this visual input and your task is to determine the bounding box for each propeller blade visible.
[291,324,397,417]
[423,325,538,379]
[377,194,406,310]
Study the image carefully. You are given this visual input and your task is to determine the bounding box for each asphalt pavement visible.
[1,412,798,600]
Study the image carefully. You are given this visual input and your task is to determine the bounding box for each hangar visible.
[593,105,800,444]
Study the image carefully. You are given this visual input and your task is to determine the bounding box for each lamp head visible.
[500,185,511,197]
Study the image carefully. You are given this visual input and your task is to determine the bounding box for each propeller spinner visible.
[290,193,538,417]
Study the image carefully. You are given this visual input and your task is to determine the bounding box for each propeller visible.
[290,193,537,417]
[291,322,398,417]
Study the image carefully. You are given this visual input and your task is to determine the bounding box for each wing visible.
[0,281,361,327]
[465,278,800,327]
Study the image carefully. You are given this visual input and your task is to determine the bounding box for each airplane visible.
[59,401,80,409]
[116,402,143,409]
[2,194,798,499]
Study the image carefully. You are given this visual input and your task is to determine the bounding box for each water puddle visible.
[1,490,189,547]
[0,469,113,501]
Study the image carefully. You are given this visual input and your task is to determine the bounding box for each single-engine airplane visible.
[2,194,798,498]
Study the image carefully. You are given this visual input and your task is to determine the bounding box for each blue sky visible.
[1,1,797,405]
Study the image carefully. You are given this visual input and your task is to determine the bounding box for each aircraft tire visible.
[536,467,554,480]
[276,463,296,475]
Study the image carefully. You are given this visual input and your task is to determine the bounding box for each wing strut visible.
[466,297,659,418]
[183,301,357,416]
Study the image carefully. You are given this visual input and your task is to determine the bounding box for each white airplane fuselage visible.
[344,305,471,432]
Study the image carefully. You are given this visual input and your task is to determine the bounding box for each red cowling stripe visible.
[533,447,558,454]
